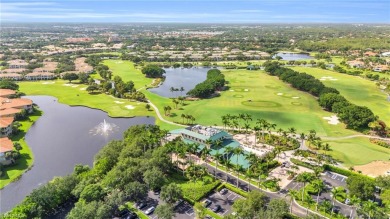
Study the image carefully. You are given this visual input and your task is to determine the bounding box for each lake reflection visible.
[0,96,154,213]
[149,67,210,98]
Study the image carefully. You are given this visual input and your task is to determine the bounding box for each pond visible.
[273,52,313,61]
[149,67,210,98]
[0,96,154,213]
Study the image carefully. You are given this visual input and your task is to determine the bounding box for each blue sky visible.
[1,0,389,23]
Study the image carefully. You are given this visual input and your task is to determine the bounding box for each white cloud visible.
[231,9,268,13]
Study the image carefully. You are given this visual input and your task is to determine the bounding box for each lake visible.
[273,52,313,61]
[149,67,210,98]
[0,96,154,213]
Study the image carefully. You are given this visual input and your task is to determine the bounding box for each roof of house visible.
[0,117,13,128]
[0,97,33,110]
[0,73,23,78]
[0,108,21,117]
[0,89,16,97]
[7,59,28,65]
[26,72,55,77]
[0,137,13,153]
[1,68,27,73]
[172,126,231,141]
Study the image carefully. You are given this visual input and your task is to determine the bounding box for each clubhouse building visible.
[171,125,249,168]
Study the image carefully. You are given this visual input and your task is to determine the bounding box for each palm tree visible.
[304,194,315,215]
[330,187,344,215]
[299,133,306,148]
[286,189,299,214]
[288,127,297,137]
[233,147,244,187]
[163,106,168,116]
[311,179,325,211]
[214,139,222,149]
[362,201,377,219]
[244,123,251,142]
[205,139,213,149]
[253,126,260,146]
[166,106,172,116]
[200,147,211,162]
[349,195,360,219]
[172,99,179,109]
[170,86,175,94]
[256,118,265,139]
[181,113,186,124]
[214,151,223,174]
[180,86,185,95]
[296,172,314,202]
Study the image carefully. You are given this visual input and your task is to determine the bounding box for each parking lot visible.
[203,189,243,216]
[322,171,347,187]
[137,191,195,219]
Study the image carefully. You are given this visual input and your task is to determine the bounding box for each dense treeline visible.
[264,62,377,130]
[187,69,226,98]
[141,65,166,78]
[1,125,171,219]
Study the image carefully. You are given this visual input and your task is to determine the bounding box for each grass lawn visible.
[168,172,220,202]
[325,137,390,167]
[145,69,358,137]
[103,60,153,89]
[0,110,42,189]
[18,80,180,130]
[290,66,390,123]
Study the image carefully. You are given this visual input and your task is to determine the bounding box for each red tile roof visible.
[0,97,33,110]
[0,108,21,117]
[0,117,13,128]
[0,89,16,97]
[0,137,13,153]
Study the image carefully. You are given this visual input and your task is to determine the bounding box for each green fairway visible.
[0,110,41,189]
[145,69,358,137]
[103,60,153,89]
[325,137,390,167]
[290,67,390,123]
[18,80,180,130]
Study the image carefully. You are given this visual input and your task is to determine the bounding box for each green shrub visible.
[223,183,249,198]
[290,158,316,170]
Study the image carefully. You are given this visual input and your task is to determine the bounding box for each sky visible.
[1,0,389,23]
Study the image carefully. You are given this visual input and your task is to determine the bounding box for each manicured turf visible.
[145,69,357,137]
[103,60,153,89]
[325,137,390,167]
[290,66,390,123]
[0,110,42,189]
[18,80,180,130]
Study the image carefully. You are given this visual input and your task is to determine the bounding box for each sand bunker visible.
[80,88,86,90]
[71,85,79,88]
[244,89,249,91]
[323,115,340,125]
[125,105,135,109]
[354,161,390,177]
[277,93,283,96]
[115,61,123,64]
[42,82,55,84]
[114,101,124,104]
[292,96,300,99]
[230,90,235,92]
[63,84,72,86]
[320,76,338,81]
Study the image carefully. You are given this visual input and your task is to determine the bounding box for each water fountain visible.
[89,119,118,136]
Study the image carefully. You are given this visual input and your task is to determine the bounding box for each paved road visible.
[201,163,313,218]
[147,100,186,127]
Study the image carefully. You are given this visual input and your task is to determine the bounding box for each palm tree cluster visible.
[180,114,196,125]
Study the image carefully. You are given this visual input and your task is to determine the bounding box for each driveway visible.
[145,191,194,219]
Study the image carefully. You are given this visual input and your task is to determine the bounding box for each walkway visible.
[147,100,186,127]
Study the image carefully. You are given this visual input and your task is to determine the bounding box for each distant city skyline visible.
[1,0,389,23]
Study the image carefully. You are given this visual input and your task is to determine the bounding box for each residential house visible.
[373,65,389,72]
[0,108,21,118]
[0,89,16,98]
[7,59,28,69]
[0,97,34,113]
[0,73,23,80]
[347,60,365,68]
[25,72,56,80]
[0,117,14,137]
[0,137,14,165]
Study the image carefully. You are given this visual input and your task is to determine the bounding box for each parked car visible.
[153,189,160,195]
[220,188,228,195]
[118,209,130,217]
[345,198,350,205]
[124,212,138,219]
[145,206,156,215]
[203,199,212,208]
[136,202,147,209]
[173,199,184,209]
[212,205,221,213]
